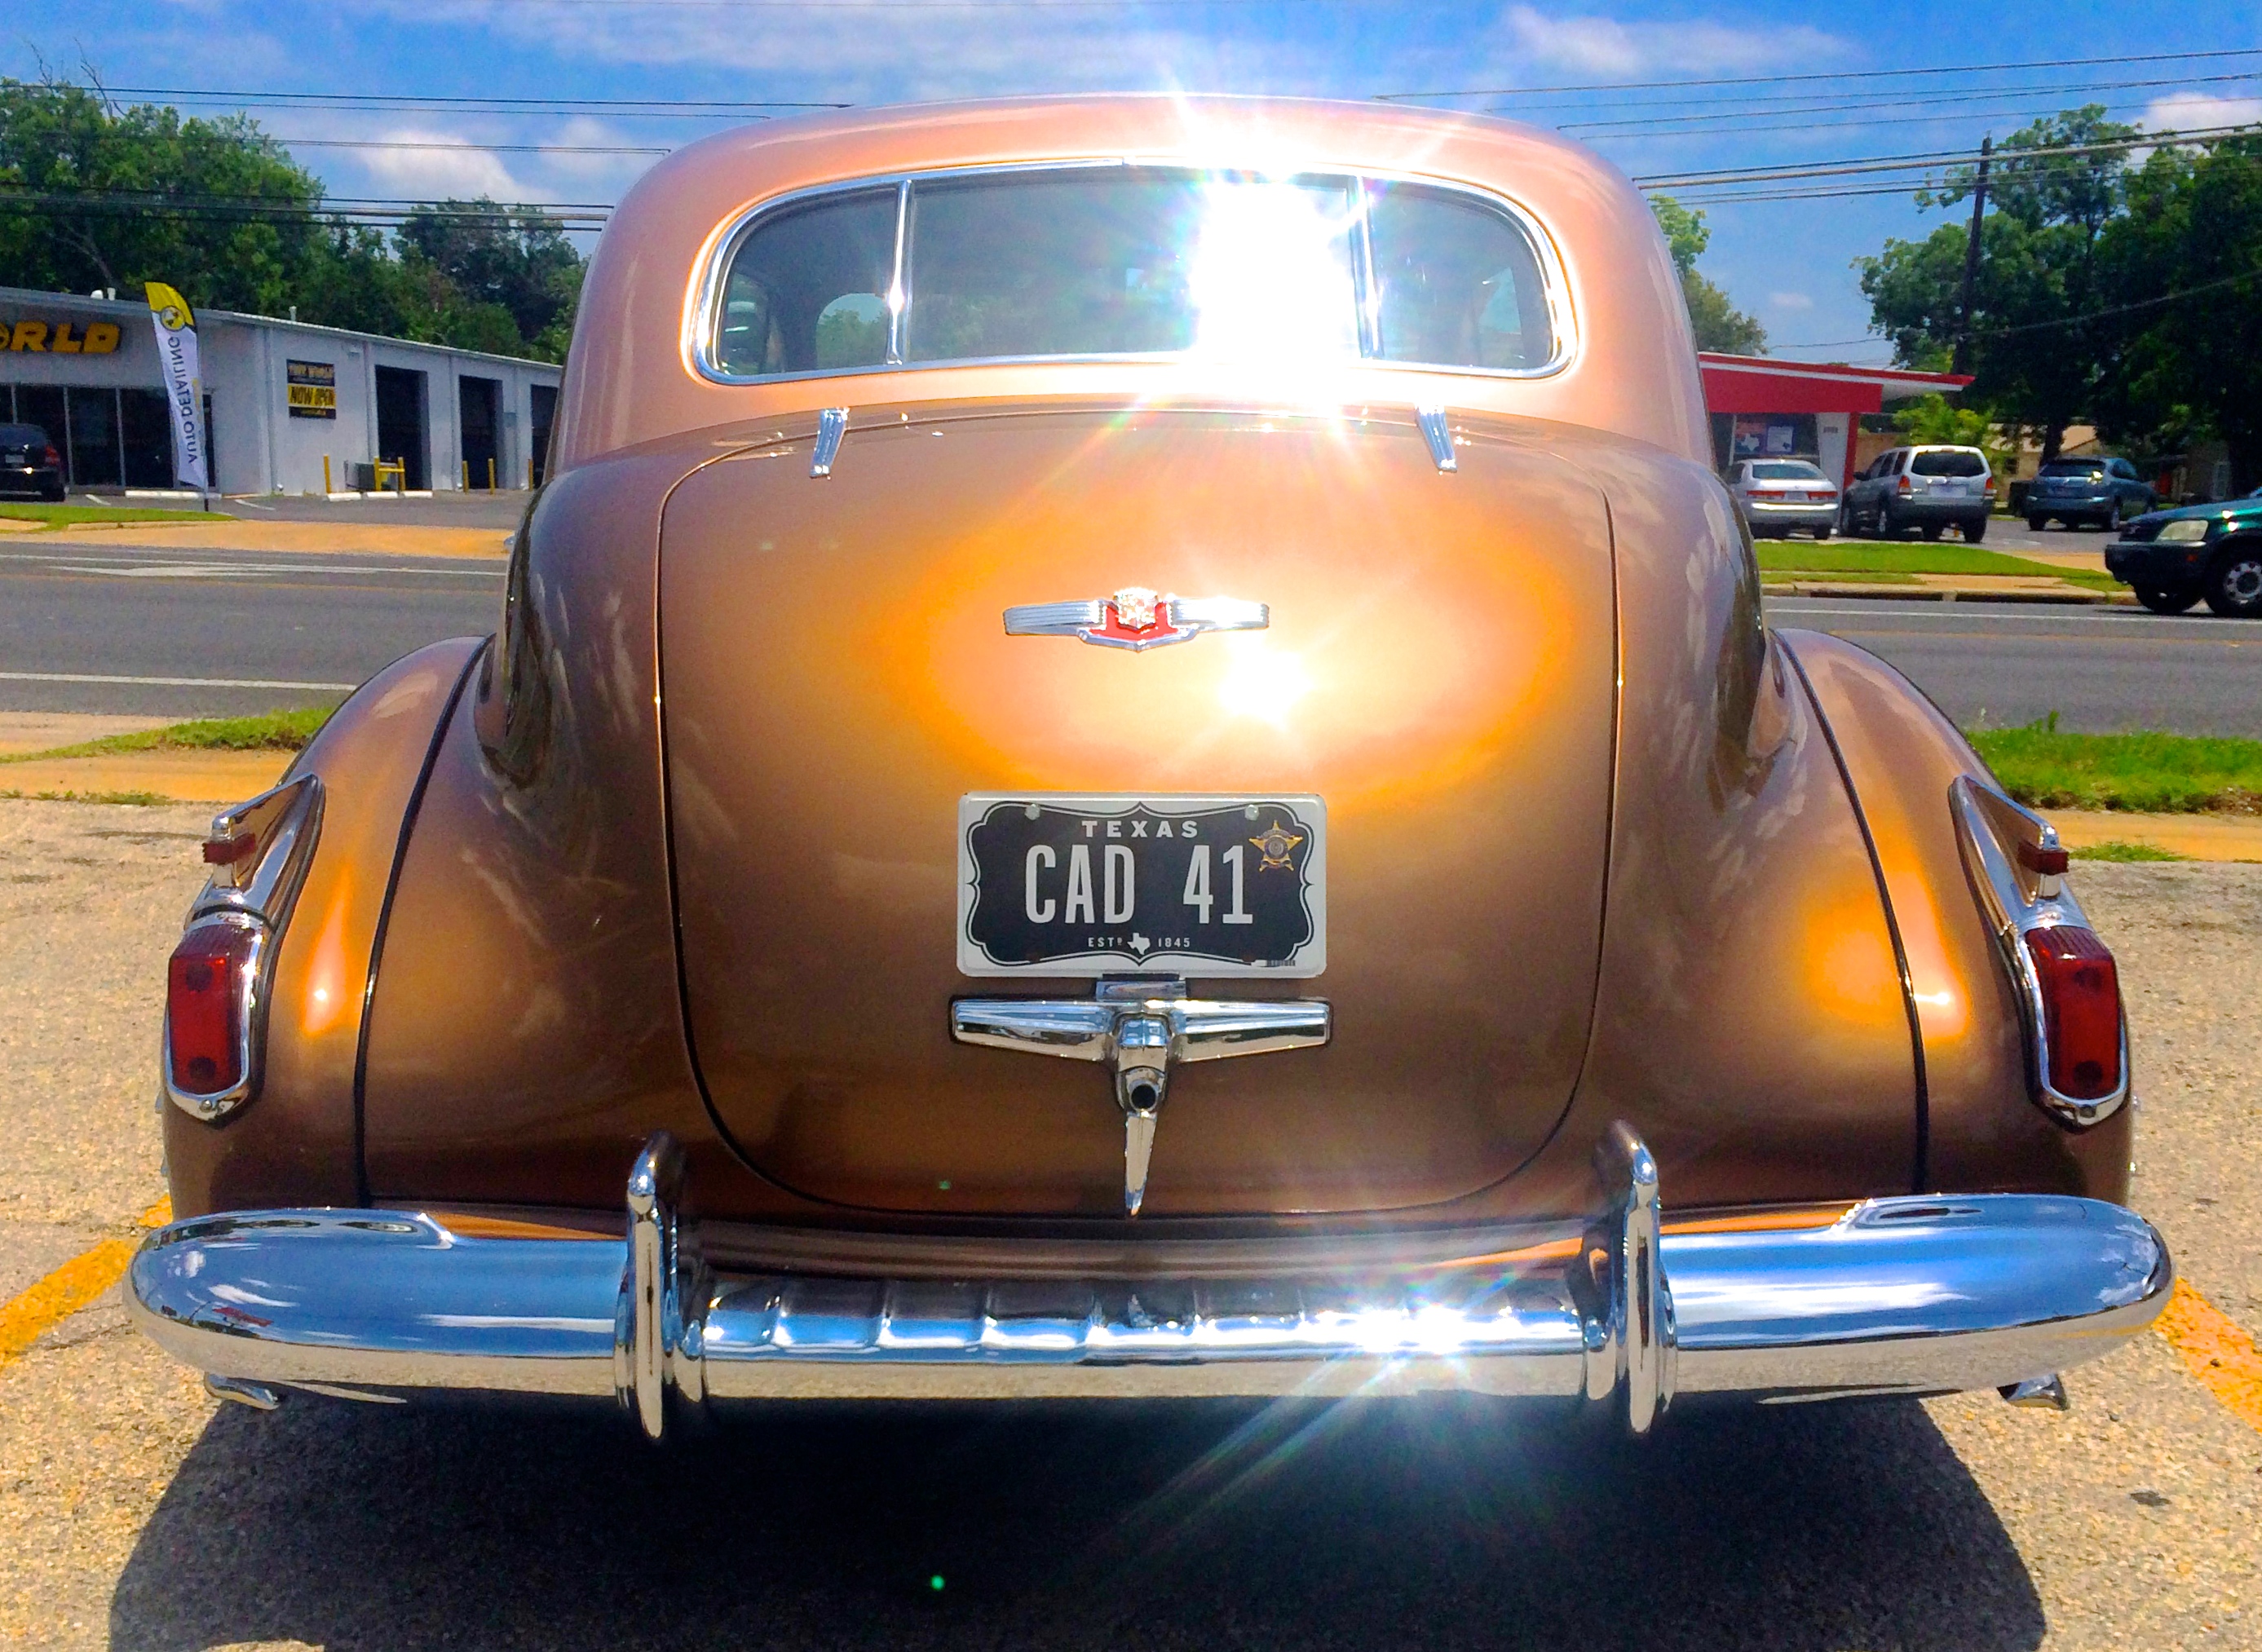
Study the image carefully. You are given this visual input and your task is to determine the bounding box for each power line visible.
[86,86,848,115]
[276,137,674,155]
[1548,70,2262,134]
[1374,45,2262,103]
[1632,123,2262,191]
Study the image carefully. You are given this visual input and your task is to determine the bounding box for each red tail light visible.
[41,444,59,466]
[2022,926,2122,1100]
[166,922,258,1094]
[1898,475,1912,493]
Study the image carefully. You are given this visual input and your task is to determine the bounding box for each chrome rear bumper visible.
[130,1128,2169,1438]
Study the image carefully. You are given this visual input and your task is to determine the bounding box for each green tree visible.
[0,78,326,316]
[398,200,583,360]
[2096,136,2262,491]
[0,80,586,362]
[1890,390,2014,477]
[1858,107,2138,459]
[1650,193,1767,354]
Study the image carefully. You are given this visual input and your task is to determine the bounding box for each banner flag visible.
[145,281,209,493]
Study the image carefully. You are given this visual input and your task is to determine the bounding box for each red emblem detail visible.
[1085,586,1187,647]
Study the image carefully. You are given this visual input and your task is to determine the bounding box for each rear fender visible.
[163,638,484,1218]
[1778,629,2132,1203]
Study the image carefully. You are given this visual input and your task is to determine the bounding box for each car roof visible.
[554,95,1711,475]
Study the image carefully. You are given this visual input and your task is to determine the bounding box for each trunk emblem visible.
[1003,588,1268,652]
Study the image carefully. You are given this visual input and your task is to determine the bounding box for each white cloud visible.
[355,127,530,201]
[354,0,1336,101]
[1767,290,1813,310]
[2141,91,2262,138]
[1499,4,1845,77]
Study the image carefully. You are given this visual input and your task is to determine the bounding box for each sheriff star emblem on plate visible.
[1248,819,1304,871]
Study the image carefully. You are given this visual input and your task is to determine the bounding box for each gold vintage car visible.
[132,96,2166,1436]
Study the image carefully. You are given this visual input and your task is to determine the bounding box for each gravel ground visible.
[0,805,2255,1651]
[0,802,205,1301]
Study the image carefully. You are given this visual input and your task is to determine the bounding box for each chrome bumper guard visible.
[130,1126,2169,1439]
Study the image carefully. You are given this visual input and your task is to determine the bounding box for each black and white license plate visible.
[958,794,1325,977]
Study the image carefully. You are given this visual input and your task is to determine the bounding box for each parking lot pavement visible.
[0,806,2257,1650]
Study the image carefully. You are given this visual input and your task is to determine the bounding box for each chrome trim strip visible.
[165,775,323,1123]
[130,1129,2170,1433]
[809,406,849,479]
[689,160,1576,389]
[190,774,324,927]
[886,179,909,364]
[1416,405,1457,472]
[1949,775,2132,1127]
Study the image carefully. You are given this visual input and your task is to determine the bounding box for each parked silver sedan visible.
[1726,457,1839,537]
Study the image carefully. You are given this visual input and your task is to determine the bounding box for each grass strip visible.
[1755,542,2119,589]
[1761,570,1921,585]
[1968,718,2262,814]
[0,502,230,528]
[0,707,332,764]
[0,788,170,805]
[2070,840,2191,862]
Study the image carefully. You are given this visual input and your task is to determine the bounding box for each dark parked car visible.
[0,422,64,501]
[1840,445,1993,541]
[2104,488,2262,616]
[2026,457,2154,532]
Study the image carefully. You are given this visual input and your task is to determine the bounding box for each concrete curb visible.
[1764,581,2132,605]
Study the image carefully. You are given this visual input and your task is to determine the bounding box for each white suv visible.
[1842,445,1995,543]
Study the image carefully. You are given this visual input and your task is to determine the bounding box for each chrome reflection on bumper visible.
[129,1129,2170,1440]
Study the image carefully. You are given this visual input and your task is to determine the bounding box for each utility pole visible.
[1953,135,1992,376]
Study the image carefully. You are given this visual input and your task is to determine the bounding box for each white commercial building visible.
[0,285,562,496]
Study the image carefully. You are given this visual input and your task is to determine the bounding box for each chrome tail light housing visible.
[162,775,323,1121]
[1949,775,2129,1128]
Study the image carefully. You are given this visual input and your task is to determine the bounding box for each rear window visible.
[1911,449,1987,477]
[0,424,51,447]
[2039,460,2105,479]
[1749,461,1825,480]
[709,166,1560,381]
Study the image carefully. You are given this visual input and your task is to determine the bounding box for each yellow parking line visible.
[2157,1277,2262,1434]
[0,1198,171,1371]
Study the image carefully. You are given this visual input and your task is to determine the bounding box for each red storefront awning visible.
[1698,352,1972,416]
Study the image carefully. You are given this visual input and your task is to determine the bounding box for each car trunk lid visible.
[659,403,1617,1217]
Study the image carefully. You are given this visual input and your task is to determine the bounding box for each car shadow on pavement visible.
[111,1392,2043,1651]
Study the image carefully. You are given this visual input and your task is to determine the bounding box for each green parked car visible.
[2104,490,2262,616]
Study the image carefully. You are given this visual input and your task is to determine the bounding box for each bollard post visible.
[323,454,333,494]
[488,456,496,490]
[461,459,469,490]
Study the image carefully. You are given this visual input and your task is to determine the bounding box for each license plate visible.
[958,793,1325,977]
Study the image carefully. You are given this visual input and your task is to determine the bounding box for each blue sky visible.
[19,2,2262,361]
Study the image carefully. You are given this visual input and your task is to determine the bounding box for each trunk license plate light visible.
[957,793,1326,976]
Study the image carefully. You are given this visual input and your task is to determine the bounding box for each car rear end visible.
[124,101,2170,1438]
[1731,459,1838,537]
[0,422,64,500]
[2029,460,2115,528]
[1892,445,1993,534]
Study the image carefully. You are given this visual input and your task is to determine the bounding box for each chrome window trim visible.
[689,159,1577,388]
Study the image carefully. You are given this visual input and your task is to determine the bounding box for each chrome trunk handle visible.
[950,979,1330,1214]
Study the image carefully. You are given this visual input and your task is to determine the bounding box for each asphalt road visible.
[0,538,501,718]
[2,810,2257,1649]
[3,537,2260,737]
[1769,598,2262,735]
